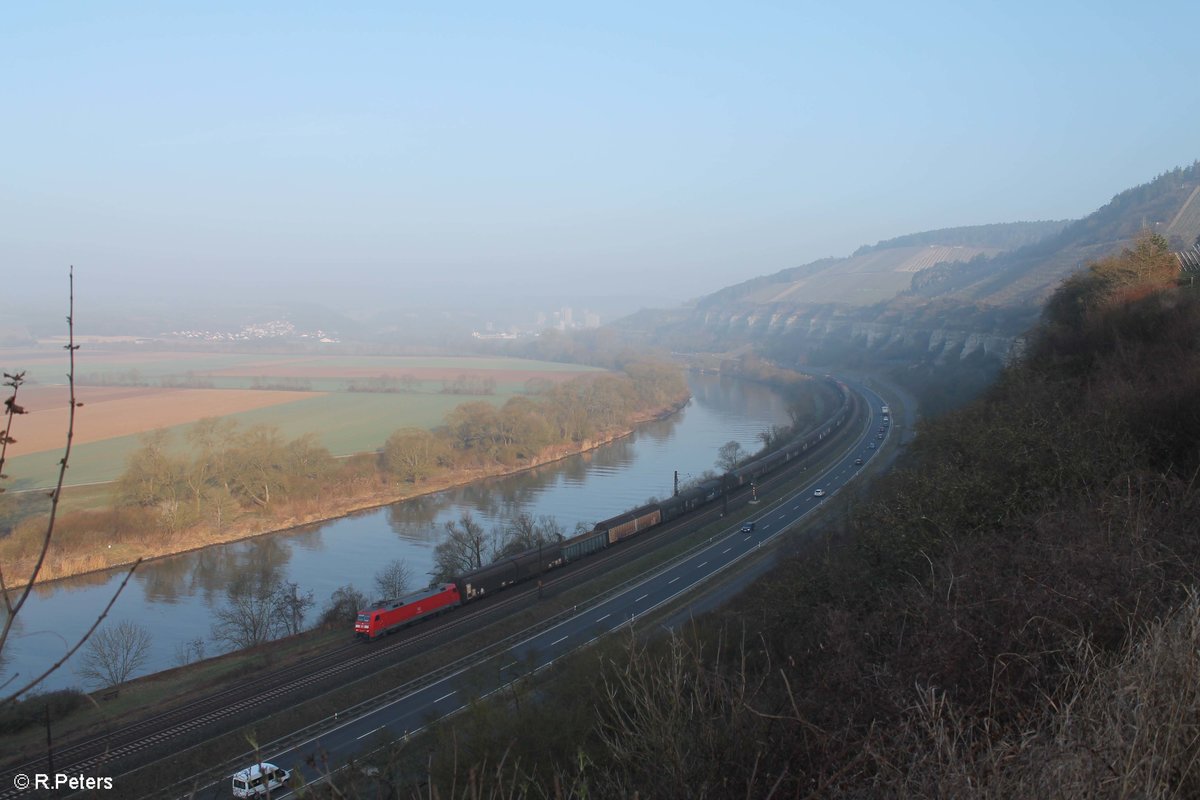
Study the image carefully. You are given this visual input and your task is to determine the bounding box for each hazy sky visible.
[4,2,1199,316]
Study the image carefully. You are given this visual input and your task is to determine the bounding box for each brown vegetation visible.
[348,233,1200,798]
[0,361,689,586]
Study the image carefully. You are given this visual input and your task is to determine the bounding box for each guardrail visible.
[144,384,869,800]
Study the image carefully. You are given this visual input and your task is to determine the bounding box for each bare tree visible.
[211,578,279,650]
[373,559,413,600]
[716,440,746,472]
[320,584,369,627]
[212,577,314,649]
[1,269,142,703]
[77,621,153,689]
[432,512,497,581]
[272,581,314,636]
[172,637,206,667]
[500,513,564,556]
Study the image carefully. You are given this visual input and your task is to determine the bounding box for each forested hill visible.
[402,232,1200,799]
[620,162,1200,378]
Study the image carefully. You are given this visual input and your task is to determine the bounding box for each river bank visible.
[8,394,691,589]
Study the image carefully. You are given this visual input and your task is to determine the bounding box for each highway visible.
[173,382,892,799]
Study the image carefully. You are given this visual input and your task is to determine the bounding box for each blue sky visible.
[4,2,1198,315]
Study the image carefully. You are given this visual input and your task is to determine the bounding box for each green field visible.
[1,350,604,490]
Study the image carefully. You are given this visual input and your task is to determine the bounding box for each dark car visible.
[741,521,756,532]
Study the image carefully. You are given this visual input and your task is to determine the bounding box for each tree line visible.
[0,361,686,579]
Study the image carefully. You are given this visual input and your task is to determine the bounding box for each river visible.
[0,373,791,694]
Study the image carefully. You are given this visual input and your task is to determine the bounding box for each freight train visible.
[355,379,854,641]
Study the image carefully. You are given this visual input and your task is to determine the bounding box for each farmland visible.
[1,348,604,490]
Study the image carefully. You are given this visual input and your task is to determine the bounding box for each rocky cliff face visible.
[697,304,1024,363]
[626,165,1200,372]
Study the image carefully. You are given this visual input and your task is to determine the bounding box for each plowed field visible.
[8,386,322,456]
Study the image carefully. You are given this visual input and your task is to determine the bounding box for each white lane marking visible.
[502,661,517,670]
[722,547,731,554]
[435,691,455,703]
[669,576,680,584]
[357,726,384,741]
[743,535,751,541]
[551,635,568,646]
[596,613,611,623]
[698,561,708,568]
[635,594,648,602]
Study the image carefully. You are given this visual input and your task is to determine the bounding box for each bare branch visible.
[1,558,142,700]
[0,268,143,702]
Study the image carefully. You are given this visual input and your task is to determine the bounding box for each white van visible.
[231,762,290,797]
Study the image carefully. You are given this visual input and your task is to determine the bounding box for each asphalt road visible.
[177,382,892,800]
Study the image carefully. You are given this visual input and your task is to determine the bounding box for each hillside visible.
[626,163,1200,376]
[376,233,1200,798]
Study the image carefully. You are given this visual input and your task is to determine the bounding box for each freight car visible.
[456,545,564,601]
[357,377,856,638]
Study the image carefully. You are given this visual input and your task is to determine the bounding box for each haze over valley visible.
[4,3,1200,798]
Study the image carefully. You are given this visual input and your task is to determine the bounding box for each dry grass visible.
[870,590,1200,799]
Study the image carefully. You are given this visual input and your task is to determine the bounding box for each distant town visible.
[160,306,602,345]
[164,319,340,344]
[475,306,602,340]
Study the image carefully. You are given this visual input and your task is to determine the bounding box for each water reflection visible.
[0,373,794,691]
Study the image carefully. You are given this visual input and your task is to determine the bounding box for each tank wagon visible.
[357,378,855,638]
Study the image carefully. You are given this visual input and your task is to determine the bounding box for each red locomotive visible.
[355,378,857,641]
[355,583,462,640]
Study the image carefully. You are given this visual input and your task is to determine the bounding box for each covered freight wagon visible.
[596,503,662,544]
[456,544,563,600]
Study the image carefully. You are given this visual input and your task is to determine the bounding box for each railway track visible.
[0,393,866,797]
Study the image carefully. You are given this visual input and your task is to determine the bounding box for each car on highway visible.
[854,457,863,465]
[868,442,876,449]
[741,521,756,532]
[813,488,826,497]
[232,763,290,798]
[877,433,884,439]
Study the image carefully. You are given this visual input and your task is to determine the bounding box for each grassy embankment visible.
[336,233,1200,798]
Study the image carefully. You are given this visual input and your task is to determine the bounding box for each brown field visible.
[7,386,324,456]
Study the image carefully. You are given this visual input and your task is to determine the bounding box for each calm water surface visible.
[1,373,789,692]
